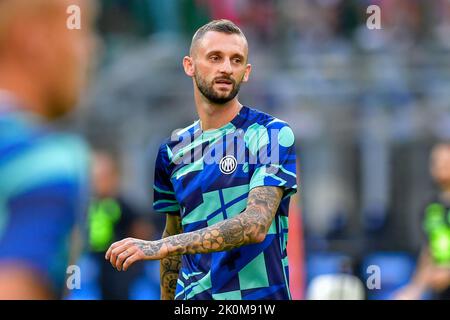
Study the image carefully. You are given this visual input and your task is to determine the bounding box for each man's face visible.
[92,153,119,198]
[188,31,251,104]
[1,0,96,119]
[430,145,450,186]
[44,0,97,119]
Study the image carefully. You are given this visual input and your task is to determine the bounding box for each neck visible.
[194,87,242,131]
[0,62,46,117]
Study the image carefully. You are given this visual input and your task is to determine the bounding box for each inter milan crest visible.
[219,155,237,174]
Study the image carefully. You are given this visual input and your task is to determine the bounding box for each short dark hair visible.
[190,19,247,55]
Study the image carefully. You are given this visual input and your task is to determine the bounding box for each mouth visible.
[214,79,233,85]
[214,79,234,90]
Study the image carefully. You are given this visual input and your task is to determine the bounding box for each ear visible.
[183,56,195,77]
[242,63,252,83]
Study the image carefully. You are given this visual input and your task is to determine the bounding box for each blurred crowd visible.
[1,0,450,299]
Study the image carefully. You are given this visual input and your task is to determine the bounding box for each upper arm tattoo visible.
[243,186,283,239]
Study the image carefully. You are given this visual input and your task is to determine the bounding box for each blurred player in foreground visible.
[0,0,95,299]
[107,19,298,300]
[395,143,450,300]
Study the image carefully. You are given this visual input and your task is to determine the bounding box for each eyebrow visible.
[206,50,245,60]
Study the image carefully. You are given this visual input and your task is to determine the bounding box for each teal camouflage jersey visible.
[153,106,298,300]
[0,105,90,297]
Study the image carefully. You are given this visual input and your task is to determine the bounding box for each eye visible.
[209,55,220,62]
[233,57,242,64]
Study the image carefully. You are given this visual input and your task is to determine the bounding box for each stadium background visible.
[63,0,450,299]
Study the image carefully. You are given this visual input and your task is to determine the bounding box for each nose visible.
[219,58,233,75]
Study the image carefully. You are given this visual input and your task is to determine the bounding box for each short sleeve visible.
[248,120,298,199]
[153,143,180,214]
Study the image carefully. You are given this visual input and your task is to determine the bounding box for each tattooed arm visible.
[160,214,182,300]
[106,186,283,271]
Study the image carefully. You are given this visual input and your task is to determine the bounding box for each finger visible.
[109,242,133,268]
[105,244,114,260]
[106,238,132,260]
[105,239,124,260]
[116,246,137,271]
[122,253,142,272]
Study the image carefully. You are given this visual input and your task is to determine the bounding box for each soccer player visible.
[89,150,154,299]
[0,0,95,299]
[106,19,298,300]
[394,143,450,300]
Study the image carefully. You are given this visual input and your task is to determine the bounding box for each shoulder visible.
[0,125,90,194]
[244,106,293,131]
[157,120,200,161]
[42,133,90,174]
[1,111,90,169]
[421,192,447,215]
[243,106,295,147]
[160,120,200,147]
[34,131,90,176]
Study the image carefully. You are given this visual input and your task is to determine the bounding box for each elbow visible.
[248,231,266,244]
[239,213,270,245]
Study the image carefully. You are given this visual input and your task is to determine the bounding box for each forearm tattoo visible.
[160,216,183,300]
[157,186,283,257]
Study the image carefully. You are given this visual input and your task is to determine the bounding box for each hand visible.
[392,284,425,300]
[105,237,167,271]
[428,266,450,291]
